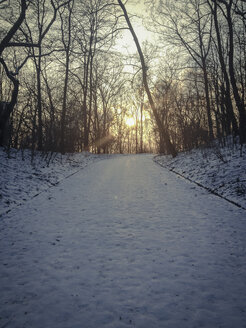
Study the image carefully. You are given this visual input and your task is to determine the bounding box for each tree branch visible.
[0,57,17,83]
[5,42,40,48]
[40,0,72,41]
[0,0,27,56]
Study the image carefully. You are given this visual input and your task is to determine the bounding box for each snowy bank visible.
[0,148,101,216]
[154,142,246,209]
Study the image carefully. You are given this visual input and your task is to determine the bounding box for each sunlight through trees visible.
[0,0,245,155]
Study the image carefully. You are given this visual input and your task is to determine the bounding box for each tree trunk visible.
[197,10,214,141]
[0,0,27,56]
[0,78,19,146]
[225,1,246,143]
[140,98,143,153]
[36,49,43,151]
[210,0,239,136]
[60,52,69,154]
[0,0,27,145]
[60,1,73,154]
[117,0,177,157]
[202,62,214,140]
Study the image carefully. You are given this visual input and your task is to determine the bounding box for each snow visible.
[154,142,246,209]
[0,151,246,327]
[0,148,101,216]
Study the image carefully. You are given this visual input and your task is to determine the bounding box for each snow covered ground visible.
[0,154,246,328]
[154,141,246,209]
[0,148,101,216]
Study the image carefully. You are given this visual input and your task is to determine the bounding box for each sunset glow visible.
[125,117,135,127]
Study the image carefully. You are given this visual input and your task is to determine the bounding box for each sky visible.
[114,0,155,54]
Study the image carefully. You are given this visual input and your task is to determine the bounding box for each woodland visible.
[0,0,245,156]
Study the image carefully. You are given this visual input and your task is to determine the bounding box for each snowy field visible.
[154,142,246,209]
[0,153,246,328]
[0,148,101,216]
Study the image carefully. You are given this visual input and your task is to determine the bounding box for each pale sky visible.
[114,0,154,54]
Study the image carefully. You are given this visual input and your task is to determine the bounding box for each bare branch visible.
[40,0,72,41]
[5,42,40,48]
[0,57,16,83]
[0,0,27,56]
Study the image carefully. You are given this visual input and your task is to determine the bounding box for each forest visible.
[0,0,245,156]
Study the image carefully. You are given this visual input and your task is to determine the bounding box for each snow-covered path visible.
[1,155,246,328]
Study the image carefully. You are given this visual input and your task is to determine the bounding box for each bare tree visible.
[215,0,246,144]
[117,0,177,156]
[0,0,28,146]
[0,0,71,148]
[207,0,239,139]
[23,0,72,150]
[151,0,215,140]
[59,0,74,154]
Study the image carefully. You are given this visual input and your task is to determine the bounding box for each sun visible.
[125,117,135,127]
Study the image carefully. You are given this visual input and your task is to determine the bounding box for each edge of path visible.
[153,155,246,211]
[0,155,106,218]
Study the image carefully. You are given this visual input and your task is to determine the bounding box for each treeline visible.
[148,0,245,153]
[0,0,153,155]
[0,0,245,156]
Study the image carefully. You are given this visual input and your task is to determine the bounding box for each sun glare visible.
[125,117,135,127]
